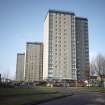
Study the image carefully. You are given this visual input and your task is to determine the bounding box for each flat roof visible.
[75,16,88,21]
[26,42,43,45]
[17,53,25,55]
[49,9,75,15]
[44,9,75,21]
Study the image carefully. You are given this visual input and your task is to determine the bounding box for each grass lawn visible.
[87,87,105,93]
[0,87,57,96]
[78,87,105,93]
[0,87,63,105]
[1,86,104,105]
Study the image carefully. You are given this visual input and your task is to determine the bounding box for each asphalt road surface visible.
[38,90,105,105]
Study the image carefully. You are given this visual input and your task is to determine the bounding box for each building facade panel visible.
[75,17,90,80]
[16,53,25,81]
[43,14,49,80]
[43,10,77,80]
[25,42,43,81]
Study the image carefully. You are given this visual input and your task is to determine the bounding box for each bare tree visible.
[84,64,90,80]
[90,60,96,76]
[91,54,105,87]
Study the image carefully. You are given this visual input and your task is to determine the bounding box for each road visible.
[38,89,105,105]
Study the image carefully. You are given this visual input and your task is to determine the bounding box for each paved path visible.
[38,90,105,105]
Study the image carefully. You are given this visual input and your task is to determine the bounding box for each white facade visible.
[43,14,49,80]
[16,53,25,81]
[43,10,77,80]
[25,42,43,82]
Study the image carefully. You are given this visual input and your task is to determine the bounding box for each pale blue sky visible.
[0,0,105,79]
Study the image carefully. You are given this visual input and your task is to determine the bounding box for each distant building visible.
[25,42,43,82]
[16,53,25,81]
[43,10,89,80]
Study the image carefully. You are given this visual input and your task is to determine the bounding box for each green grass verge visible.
[0,93,62,105]
[0,87,63,105]
[78,87,105,93]
[0,87,56,96]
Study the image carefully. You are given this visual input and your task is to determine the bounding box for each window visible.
[55,49,57,51]
[64,45,66,47]
[55,44,57,47]
[59,37,61,39]
[59,45,61,47]
[64,37,66,39]
[59,41,61,43]
[55,53,57,55]
[64,49,66,51]
[64,61,67,64]
[64,33,66,35]
[64,41,66,43]
[64,29,66,32]
[72,65,75,68]
[59,29,61,31]
[64,57,66,60]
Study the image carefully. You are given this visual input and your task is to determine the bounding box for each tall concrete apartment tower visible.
[43,10,77,80]
[25,42,43,82]
[75,17,89,80]
[43,10,89,80]
[16,53,25,81]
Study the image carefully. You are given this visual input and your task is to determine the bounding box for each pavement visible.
[37,88,105,105]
